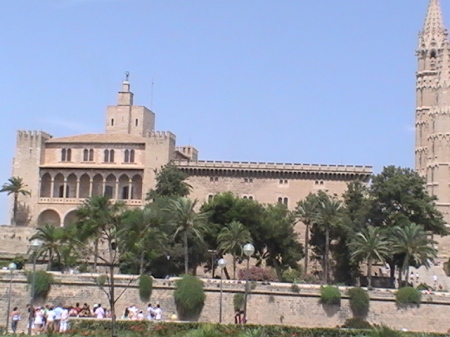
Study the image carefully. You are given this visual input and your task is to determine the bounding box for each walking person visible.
[153,304,162,321]
[10,307,21,334]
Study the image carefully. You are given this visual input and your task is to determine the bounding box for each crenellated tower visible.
[416,0,450,221]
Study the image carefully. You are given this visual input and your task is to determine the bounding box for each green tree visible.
[166,197,209,274]
[314,194,343,284]
[1,176,31,226]
[349,226,391,288]
[146,163,191,201]
[217,221,251,279]
[260,203,304,281]
[30,224,67,270]
[295,193,319,276]
[391,223,437,284]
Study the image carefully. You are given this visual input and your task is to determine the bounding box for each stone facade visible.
[1,271,450,332]
[9,79,371,230]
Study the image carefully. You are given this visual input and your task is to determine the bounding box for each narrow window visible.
[249,178,253,183]
[249,196,254,200]
[214,177,218,182]
[283,197,288,206]
[208,194,214,202]
[135,119,139,126]
[104,150,109,162]
[83,149,89,162]
[210,177,214,182]
[243,196,248,199]
[110,149,115,162]
[67,149,72,161]
[89,149,94,162]
[124,150,130,163]
[130,149,135,163]
[244,178,248,183]
[278,197,283,204]
[111,118,115,126]
[284,179,288,184]
[58,185,64,198]
[61,149,66,162]
[279,179,283,184]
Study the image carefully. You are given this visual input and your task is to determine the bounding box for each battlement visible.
[174,160,372,175]
[176,146,199,161]
[17,130,52,141]
[147,131,176,140]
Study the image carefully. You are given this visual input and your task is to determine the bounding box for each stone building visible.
[10,78,371,228]
[416,0,450,224]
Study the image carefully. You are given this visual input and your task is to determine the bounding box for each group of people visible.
[121,303,163,321]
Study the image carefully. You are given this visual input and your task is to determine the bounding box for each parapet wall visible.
[0,271,449,332]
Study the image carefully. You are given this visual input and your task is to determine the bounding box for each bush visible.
[416,282,431,291]
[138,275,153,302]
[27,270,54,301]
[348,287,370,318]
[342,317,372,329]
[320,286,341,306]
[371,325,404,337]
[395,286,421,306]
[174,275,206,321]
[282,267,303,283]
[290,283,300,293]
[238,266,276,281]
[233,293,245,311]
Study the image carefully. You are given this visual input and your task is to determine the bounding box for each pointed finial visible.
[423,0,445,35]
[124,71,130,82]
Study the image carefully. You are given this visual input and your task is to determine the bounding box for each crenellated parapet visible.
[16,130,52,145]
[174,160,372,181]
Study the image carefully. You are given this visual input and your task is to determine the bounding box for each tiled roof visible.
[46,133,146,144]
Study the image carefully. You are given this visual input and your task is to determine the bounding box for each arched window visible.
[110,149,115,162]
[89,149,94,161]
[104,150,109,162]
[124,150,130,163]
[283,197,288,206]
[278,197,283,204]
[83,149,89,162]
[130,150,135,163]
[61,149,66,162]
[67,149,72,162]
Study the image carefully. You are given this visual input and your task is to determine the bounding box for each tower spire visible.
[423,0,445,35]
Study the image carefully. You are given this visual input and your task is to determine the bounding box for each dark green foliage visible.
[370,325,404,337]
[174,275,206,321]
[416,283,432,291]
[282,267,303,283]
[146,163,191,200]
[233,293,245,311]
[395,286,421,306]
[320,286,341,306]
[342,317,372,329]
[348,287,370,318]
[138,275,153,302]
[27,270,54,301]
[290,283,300,293]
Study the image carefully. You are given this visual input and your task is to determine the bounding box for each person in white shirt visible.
[59,307,69,333]
[94,304,105,319]
[146,303,154,320]
[46,307,56,332]
[153,304,162,321]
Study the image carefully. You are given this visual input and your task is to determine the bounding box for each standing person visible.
[415,272,420,284]
[33,307,45,335]
[46,307,56,333]
[59,307,69,333]
[433,274,438,288]
[153,304,162,321]
[94,304,105,319]
[146,303,154,320]
[53,304,63,331]
[10,307,21,334]
[73,302,82,316]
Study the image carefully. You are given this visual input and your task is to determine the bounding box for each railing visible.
[39,198,143,206]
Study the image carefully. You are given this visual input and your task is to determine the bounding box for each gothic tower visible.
[416,0,450,222]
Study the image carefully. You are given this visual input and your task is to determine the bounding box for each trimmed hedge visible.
[138,275,153,302]
[26,270,54,302]
[342,317,371,329]
[320,286,341,306]
[173,275,206,321]
[395,286,421,306]
[347,287,370,318]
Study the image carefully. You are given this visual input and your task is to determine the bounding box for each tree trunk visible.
[12,193,18,226]
[324,228,330,284]
[273,259,283,282]
[109,261,117,337]
[233,255,236,279]
[183,231,188,275]
[304,223,310,276]
[139,253,145,275]
[404,255,410,285]
[367,259,372,289]
[94,239,99,272]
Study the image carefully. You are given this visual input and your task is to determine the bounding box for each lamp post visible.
[218,258,226,323]
[28,239,42,335]
[5,262,17,334]
[242,243,254,324]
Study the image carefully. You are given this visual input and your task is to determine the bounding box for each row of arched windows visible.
[61,148,136,163]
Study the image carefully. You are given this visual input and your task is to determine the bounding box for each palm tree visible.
[1,177,31,226]
[75,196,125,271]
[217,221,251,279]
[349,226,391,288]
[295,194,318,276]
[391,223,437,284]
[314,195,343,284]
[165,197,209,275]
[30,224,66,270]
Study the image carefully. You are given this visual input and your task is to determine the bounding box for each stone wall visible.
[1,271,450,333]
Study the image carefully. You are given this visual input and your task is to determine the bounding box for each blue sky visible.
[0,0,440,223]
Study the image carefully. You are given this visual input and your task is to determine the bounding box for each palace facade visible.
[10,79,371,229]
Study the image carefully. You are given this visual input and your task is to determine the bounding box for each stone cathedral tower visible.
[416,0,450,222]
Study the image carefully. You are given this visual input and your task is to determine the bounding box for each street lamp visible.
[28,239,42,335]
[5,262,17,334]
[242,243,254,324]
[218,258,227,323]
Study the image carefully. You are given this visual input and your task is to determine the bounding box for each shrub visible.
[27,270,54,301]
[282,267,303,283]
[238,266,276,281]
[290,283,300,293]
[174,275,206,321]
[395,286,421,306]
[348,287,370,318]
[138,274,153,302]
[233,293,245,311]
[416,283,431,291]
[371,325,404,337]
[342,317,372,329]
[320,286,341,306]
